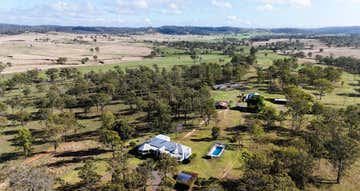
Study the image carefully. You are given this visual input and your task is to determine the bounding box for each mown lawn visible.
[173,110,245,179]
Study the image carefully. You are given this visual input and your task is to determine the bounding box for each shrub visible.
[129,141,137,148]
[211,127,220,140]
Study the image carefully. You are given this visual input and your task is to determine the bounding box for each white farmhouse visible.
[138,135,192,162]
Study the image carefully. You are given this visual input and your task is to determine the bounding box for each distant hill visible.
[1,23,360,35]
[270,26,360,35]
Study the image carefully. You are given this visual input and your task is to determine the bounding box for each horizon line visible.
[1,22,360,30]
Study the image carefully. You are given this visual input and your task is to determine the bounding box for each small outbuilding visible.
[243,92,265,113]
[213,83,243,91]
[242,92,261,102]
[215,101,229,109]
[273,98,288,105]
[175,171,198,190]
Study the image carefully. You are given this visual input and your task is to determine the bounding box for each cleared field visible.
[0,32,243,74]
[254,37,360,59]
[0,32,152,74]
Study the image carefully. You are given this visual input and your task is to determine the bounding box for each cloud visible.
[115,0,150,14]
[51,1,78,12]
[261,0,312,7]
[133,0,150,9]
[144,17,152,25]
[48,1,97,17]
[211,0,233,9]
[85,2,95,13]
[227,16,252,26]
[335,0,360,3]
[168,3,183,14]
[257,4,274,11]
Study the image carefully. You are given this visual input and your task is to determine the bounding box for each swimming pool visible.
[212,146,223,156]
[207,143,225,158]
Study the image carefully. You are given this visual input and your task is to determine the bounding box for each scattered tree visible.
[15,128,32,157]
[78,160,101,190]
[211,127,220,140]
[313,78,334,100]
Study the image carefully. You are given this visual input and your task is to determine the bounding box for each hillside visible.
[2,23,360,35]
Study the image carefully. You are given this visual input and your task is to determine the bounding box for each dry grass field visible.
[254,38,360,59]
[300,38,360,59]
[0,32,224,74]
[0,32,152,74]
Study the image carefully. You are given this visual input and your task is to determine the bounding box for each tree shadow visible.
[1,129,19,136]
[231,106,254,113]
[0,151,21,163]
[106,100,123,106]
[4,128,45,137]
[266,126,293,137]
[349,82,360,87]
[75,114,101,120]
[337,93,360,97]
[56,182,83,191]
[220,179,239,190]
[224,125,248,133]
[0,150,49,163]
[134,125,152,134]
[64,130,99,142]
[47,156,94,168]
[118,108,136,116]
[272,138,294,147]
[8,129,47,146]
[310,176,337,188]
[190,137,213,142]
[54,148,108,158]
[257,87,270,92]
[252,84,268,89]
[49,155,106,169]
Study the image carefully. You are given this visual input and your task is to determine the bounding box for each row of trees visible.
[317,35,360,48]
[256,58,342,100]
[157,39,246,55]
[256,40,305,52]
[317,56,360,74]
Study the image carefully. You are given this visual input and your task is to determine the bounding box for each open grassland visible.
[254,37,360,59]
[0,32,151,74]
[77,54,231,73]
[0,32,235,74]
[303,71,360,107]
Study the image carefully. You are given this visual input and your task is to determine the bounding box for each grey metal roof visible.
[177,144,183,155]
[177,173,193,183]
[146,137,177,152]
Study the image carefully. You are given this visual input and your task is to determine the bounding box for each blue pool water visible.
[212,146,223,156]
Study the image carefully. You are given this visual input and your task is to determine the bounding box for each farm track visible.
[182,129,197,140]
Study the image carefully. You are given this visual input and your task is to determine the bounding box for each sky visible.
[0,0,360,28]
